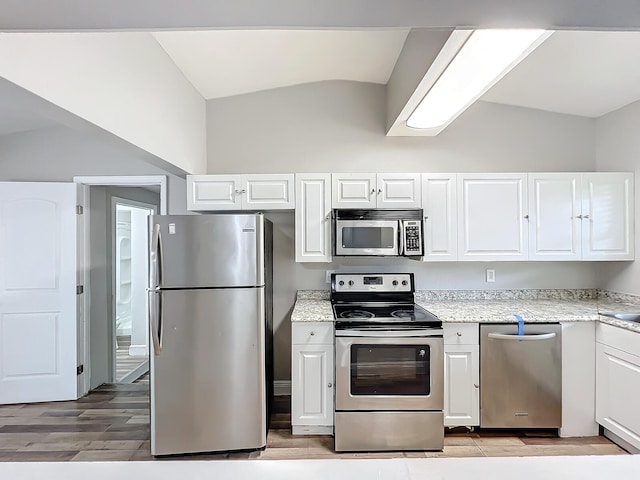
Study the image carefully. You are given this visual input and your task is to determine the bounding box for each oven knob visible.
[338,280,344,286]
[392,280,398,286]
[348,280,354,286]
[402,280,408,286]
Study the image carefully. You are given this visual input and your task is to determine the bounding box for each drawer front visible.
[292,322,334,345]
[444,323,479,345]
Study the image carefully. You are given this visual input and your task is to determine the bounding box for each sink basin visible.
[601,312,640,323]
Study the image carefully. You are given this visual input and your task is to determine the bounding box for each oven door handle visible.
[336,329,443,338]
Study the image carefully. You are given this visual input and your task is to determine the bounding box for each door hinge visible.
[76,364,84,375]
[76,285,84,295]
[76,205,84,215]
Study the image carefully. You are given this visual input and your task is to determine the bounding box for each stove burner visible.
[391,309,428,320]
[339,310,375,319]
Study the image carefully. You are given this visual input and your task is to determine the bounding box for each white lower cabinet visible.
[443,323,479,427]
[596,323,640,451]
[291,322,334,434]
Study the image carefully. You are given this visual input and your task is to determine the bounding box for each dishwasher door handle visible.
[487,332,556,341]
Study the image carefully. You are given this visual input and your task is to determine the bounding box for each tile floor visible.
[0,380,629,462]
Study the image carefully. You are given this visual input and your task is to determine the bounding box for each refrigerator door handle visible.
[149,289,163,355]
[150,223,163,288]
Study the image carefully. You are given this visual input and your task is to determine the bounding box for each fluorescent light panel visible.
[407,29,550,130]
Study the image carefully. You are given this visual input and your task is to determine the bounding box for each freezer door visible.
[150,287,266,455]
[149,214,264,288]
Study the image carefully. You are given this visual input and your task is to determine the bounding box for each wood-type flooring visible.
[0,380,628,461]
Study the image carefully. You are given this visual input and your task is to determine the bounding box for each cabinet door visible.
[528,173,582,260]
[457,173,528,261]
[377,173,421,208]
[422,174,457,261]
[186,175,242,211]
[331,173,377,208]
[582,173,634,261]
[295,174,332,262]
[596,343,640,450]
[291,344,334,427]
[243,174,295,210]
[444,345,480,427]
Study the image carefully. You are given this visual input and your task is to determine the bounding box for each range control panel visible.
[332,273,414,293]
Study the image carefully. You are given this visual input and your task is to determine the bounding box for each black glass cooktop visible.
[333,303,440,325]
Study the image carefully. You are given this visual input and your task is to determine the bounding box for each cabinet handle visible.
[378,188,382,194]
[370,188,376,194]
[234,189,241,194]
[583,214,590,219]
[576,214,583,219]
[241,189,246,194]
[456,332,462,337]
[524,214,529,220]
[310,331,315,336]
[328,383,333,388]
[474,384,480,389]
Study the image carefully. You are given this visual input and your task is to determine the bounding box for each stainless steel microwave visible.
[333,209,424,257]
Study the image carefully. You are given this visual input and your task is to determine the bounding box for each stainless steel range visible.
[332,273,444,452]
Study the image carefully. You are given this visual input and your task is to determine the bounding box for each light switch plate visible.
[486,269,496,283]
[325,270,335,284]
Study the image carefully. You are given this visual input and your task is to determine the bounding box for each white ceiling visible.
[152,29,410,99]
[2,29,640,139]
[481,30,640,117]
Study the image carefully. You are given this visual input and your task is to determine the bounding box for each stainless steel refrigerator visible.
[148,213,273,456]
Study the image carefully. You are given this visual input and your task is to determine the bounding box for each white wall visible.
[207,81,595,173]
[595,99,640,294]
[207,80,600,380]
[0,32,206,175]
[0,126,188,214]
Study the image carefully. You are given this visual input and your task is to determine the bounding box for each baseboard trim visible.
[128,344,148,357]
[273,380,291,396]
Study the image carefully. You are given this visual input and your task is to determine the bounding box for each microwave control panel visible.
[403,220,423,255]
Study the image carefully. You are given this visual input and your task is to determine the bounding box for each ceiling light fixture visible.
[406,29,552,130]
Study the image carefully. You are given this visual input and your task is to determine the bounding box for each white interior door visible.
[0,182,78,404]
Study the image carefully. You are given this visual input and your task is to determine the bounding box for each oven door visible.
[335,333,443,411]
[335,220,399,256]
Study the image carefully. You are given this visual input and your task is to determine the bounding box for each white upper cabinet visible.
[377,173,422,208]
[331,173,377,208]
[528,173,582,260]
[187,174,294,211]
[457,173,528,261]
[528,172,634,261]
[295,174,332,263]
[332,173,420,208]
[422,174,457,261]
[582,173,634,260]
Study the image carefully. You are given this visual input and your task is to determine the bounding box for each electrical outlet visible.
[325,270,334,284]
[486,269,496,283]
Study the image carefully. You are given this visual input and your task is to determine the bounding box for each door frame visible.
[73,175,167,395]
[111,196,157,383]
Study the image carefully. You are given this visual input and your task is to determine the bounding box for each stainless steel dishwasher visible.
[480,323,562,429]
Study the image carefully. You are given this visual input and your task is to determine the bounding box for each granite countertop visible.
[291,289,640,333]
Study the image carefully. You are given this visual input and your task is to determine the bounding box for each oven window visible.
[350,345,430,396]
[342,227,395,249]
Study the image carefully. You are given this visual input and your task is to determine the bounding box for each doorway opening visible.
[113,199,155,383]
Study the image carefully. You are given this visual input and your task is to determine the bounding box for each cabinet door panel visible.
[529,173,581,260]
[295,174,332,262]
[582,173,634,260]
[187,175,241,210]
[596,343,640,449]
[444,345,479,427]
[377,173,421,208]
[243,174,294,210]
[291,345,333,426]
[458,174,528,261]
[331,173,376,208]
[422,174,457,261]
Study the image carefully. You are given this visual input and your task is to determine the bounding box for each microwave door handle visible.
[398,221,405,255]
